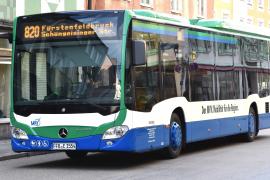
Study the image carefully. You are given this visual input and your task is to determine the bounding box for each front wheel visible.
[65,151,88,160]
[243,107,257,142]
[163,113,184,159]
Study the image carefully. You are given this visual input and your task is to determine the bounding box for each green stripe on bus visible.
[11,11,131,138]
[10,18,35,136]
[187,30,237,42]
[133,20,178,32]
[89,11,132,134]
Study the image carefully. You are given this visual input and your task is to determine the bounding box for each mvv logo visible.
[31,118,41,126]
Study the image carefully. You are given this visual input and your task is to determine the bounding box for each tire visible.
[65,151,88,160]
[243,107,257,142]
[163,113,184,159]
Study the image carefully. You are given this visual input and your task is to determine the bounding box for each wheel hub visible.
[248,113,255,136]
[170,122,182,150]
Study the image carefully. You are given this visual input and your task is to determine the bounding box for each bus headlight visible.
[11,127,29,140]
[102,125,129,140]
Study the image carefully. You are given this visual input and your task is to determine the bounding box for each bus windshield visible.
[13,11,124,116]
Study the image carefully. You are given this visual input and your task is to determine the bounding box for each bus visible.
[10,10,270,159]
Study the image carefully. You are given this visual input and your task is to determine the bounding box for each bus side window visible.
[258,40,269,97]
[242,37,260,97]
[215,33,235,100]
[188,30,215,101]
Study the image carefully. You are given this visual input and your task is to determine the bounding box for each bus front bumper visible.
[11,125,169,153]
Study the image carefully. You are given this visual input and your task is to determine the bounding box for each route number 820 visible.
[24,26,40,39]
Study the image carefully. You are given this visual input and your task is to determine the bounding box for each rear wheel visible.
[163,113,184,158]
[243,107,257,142]
[65,151,88,160]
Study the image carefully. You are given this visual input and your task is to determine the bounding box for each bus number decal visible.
[24,26,40,39]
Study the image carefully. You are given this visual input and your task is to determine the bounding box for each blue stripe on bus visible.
[11,113,270,153]
[133,26,177,36]
[259,113,270,129]
[133,27,236,44]
[186,113,270,143]
[186,116,248,142]
[186,34,236,44]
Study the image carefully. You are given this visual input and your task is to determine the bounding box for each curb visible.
[0,151,55,161]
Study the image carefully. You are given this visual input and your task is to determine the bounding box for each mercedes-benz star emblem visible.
[59,128,68,138]
[61,107,66,113]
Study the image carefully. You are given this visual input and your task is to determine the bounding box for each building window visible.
[247,0,253,7]
[246,17,253,25]
[197,0,206,17]
[240,17,245,23]
[258,19,264,27]
[222,10,230,20]
[141,0,153,7]
[171,0,183,13]
[258,0,264,10]
[0,0,16,21]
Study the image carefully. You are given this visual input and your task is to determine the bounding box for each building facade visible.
[213,0,234,20]
[87,0,214,19]
[188,0,214,19]
[16,0,85,17]
[88,0,188,17]
[0,0,14,121]
[214,0,270,29]
[88,0,270,29]
[244,0,270,28]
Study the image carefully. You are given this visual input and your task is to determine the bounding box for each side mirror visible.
[7,32,12,43]
[132,40,146,66]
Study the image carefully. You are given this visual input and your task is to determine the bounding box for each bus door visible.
[159,42,189,100]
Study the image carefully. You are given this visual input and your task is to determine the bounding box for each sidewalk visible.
[0,139,49,161]
[0,121,54,161]
[0,119,11,140]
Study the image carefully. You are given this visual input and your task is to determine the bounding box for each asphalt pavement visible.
[1,130,270,180]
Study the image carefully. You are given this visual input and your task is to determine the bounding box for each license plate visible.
[52,143,76,150]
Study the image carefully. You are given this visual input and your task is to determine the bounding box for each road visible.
[1,130,270,180]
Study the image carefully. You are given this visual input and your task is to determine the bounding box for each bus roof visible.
[129,10,190,26]
[129,10,270,40]
[191,19,270,40]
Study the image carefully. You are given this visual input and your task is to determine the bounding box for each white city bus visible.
[10,10,270,159]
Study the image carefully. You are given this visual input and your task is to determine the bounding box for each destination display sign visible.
[21,17,118,41]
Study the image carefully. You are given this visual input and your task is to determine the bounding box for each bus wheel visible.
[65,151,88,160]
[163,113,183,158]
[243,107,257,142]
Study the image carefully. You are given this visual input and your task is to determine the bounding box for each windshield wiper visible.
[80,99,107,111]
[42,98,107,111]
